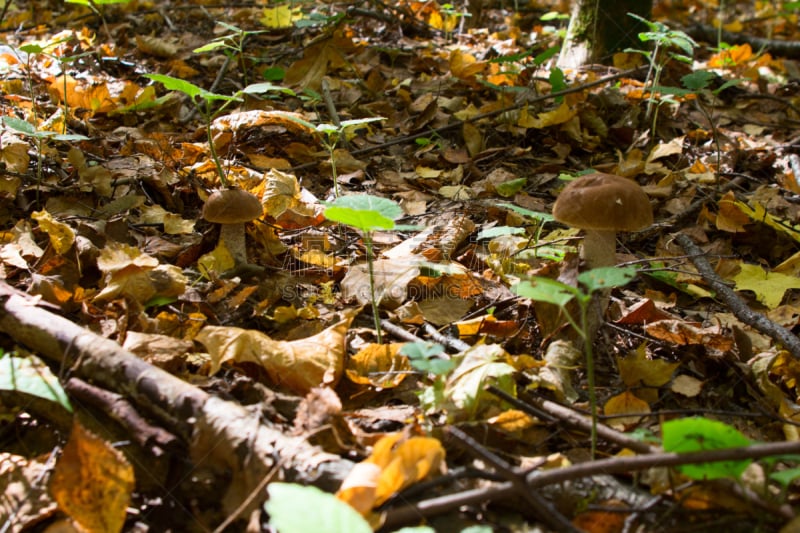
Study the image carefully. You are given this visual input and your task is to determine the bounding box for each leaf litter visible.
[0,0,799,531]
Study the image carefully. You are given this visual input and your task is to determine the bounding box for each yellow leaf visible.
[617,343,679,388]
[517,102,576,129]
[488,409,535,432]
[50,420,134,533]
[733,199,800,243]
[31,210,75,255]
[731,263,800,309]
[259,5,303,29]
[415,165,442,178]
[197,240,236,275]
[163,213,196,234]
[345,343,410,388]
[604,391,650,428]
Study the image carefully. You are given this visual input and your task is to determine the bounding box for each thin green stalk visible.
[206,114,229,187]
[578,297,598,459]
[363,233,382,344]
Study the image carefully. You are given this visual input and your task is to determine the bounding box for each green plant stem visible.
[578,296,598,459]
[206,117,229,187]
[326,142,339,197]
[363,233,382,344]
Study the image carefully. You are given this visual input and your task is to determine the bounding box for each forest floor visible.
[1,1,800,532]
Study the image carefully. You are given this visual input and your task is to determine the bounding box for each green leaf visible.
[339,117,385,129]
[401,342,454,375]
[145,74,239,104]
[495,177,527,197]
[662,417,752,480]
[577,266,638,293]
[3,116,37,135]
[266,483,372,533]
[476,226,526,240]
[324,195,403,232]
[770,467,800,489]
[145,73,206,100]
[512,277,577,307]
[241,82,295,96]
[193,41,230,53]
[681,70,716,91]
[496,202,554,223]
[0,353,72,412]
[533,46,559,66]
[262,66,286,81]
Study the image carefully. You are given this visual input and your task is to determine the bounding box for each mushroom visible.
[552,172,653,269]
[202,188,263,265]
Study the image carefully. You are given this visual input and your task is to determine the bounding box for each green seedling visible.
[3,39,90,205]
[662,417,752,480]
[440,3,470,41]
[625,13,697,128]
[145,74,293,187]
[323,194,418,344]
[512,265,638,457]
[316,118,385,197]
[193,22,268,87]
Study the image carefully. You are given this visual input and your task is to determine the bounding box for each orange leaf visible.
[50,420,134,533]
[604,391,650,428]
[346,343,410,388]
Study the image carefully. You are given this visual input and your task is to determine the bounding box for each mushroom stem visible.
[219,223,247,264]
[581,230,616,268]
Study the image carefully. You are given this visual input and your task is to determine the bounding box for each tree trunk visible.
[558,0,652,68]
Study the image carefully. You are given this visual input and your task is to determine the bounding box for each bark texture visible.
[0,286,352,516]
[558,0,652,68]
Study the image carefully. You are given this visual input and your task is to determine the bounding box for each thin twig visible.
[382,439,800,529]
[675,234,800,359]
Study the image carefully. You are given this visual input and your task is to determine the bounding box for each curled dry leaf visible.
[196,312,355,394]
[337,432,445,515]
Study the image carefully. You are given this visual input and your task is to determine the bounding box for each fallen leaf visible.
[604,391,650,428]
[617,343,679,388]
[31,210,75,255]
[731,263,800,309]
[346,343,411,388]
[50,420,134,533]
[337,433,445,513]
[196,312,354,393]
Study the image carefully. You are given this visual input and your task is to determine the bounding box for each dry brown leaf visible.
[196,312,354,393]
[644,320,734,351]
[670,374,704,397]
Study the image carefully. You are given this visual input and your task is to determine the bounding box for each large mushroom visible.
[552,173,653,268]
[202,188,263,265]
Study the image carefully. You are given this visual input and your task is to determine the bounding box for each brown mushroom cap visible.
[202,188,263,224]
[552,173,653,231]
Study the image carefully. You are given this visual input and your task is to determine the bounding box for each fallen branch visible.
[675,234,800,360]
[381,438,800,529]
[0,285,352,518]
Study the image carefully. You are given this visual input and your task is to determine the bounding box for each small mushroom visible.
[202,188,263,265]
[552,173,653,268]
